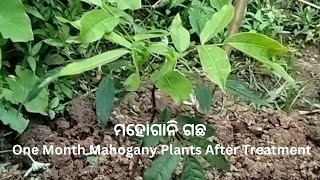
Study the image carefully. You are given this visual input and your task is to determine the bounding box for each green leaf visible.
[96,76,115,127]
[104,32,132,49]
[55,16,81,29]
[151,52,178,82]
[188,0,214,35]
[189,137,230,171]
[124,73,140,91]
[224,32,288,58]
[144,142,181,180]
[58,49,130,77]
[116,0,141,10]
[182,156,206,180]
[224,33,295,86]
[154,71,192,104]
[195,84,213,114]
[27,56,37,73]
[198,45,231,92]
[200,4,234,45]
[81,0,102,7]
[49,97,60,109]
[176,116,216,137]
[170,0,186,8]
[158,107,173,122]
[86,155,99,165]
[25,4,45,20]
[140,125,164,147]
[0,102,29,134]
[210,0,232,9]
[147,43,171,56]
[133,30,169,41]
[31,42,42,56]
[132,42,150,73]
[0,0,33,42]
[226,80,270,107]
[69,10,119,43]
[170,14,190,52]
[3,67,49,115]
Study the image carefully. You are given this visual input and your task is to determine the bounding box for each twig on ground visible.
[0,132,13,139]
[296,0,320,10]
[299,109,320,115]
[23,153,51,177]
[0,150,12,154]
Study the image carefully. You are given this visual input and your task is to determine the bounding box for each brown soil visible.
[295,45,320,107]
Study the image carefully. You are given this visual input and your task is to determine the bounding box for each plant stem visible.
[296,0,320,9]
[224,0,248,55]
[130,84,158,178]
[0,150,12,154]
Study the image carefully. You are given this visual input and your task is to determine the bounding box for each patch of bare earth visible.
[295,45,320,106]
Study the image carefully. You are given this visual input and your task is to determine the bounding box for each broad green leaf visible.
[0,0,33,42]
[133,30,169,41]
[124,73,140,91]
[144,142,181,180]
[195,84,213,114]
[189,137,230,171]
[176,116,216,137]
[200,4,234,45]
[147,43,171,56]
[154,71,192,104]
[224,33,295,86]
[268,61,296,87]
[210,0,232,9]
[151,52,178,82]
[2,67,49,115]
[81,0,102,7]
[96,76,115,127]
[69,10,119,43]
[224,32,289,58]
[104,32,132,49]
[198,45,231,92]
[0,102,29,133]
[58,49,130,77]
[116,0,141,10]
[226,80,270,107]
[188,0,214,35]
[170,14,190,53]
[182,156,206,180]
